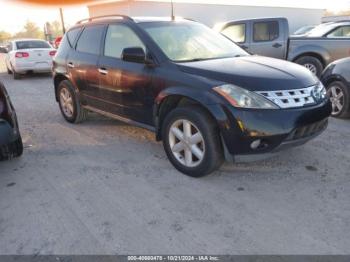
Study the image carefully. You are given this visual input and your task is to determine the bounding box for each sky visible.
[0,0,349,33]
[0,0,89,33]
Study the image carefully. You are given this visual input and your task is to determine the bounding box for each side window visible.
[76,25,105,55]
[66,27,82,47]
[253,21,279,42]
[104,24,145,59]
[327,26,350,38]
[221,24,246,43]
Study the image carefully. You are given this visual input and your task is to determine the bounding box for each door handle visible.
[98,68,108,75]
[67,62,74,68]
[240,44,249,50]
[273,43,282,48]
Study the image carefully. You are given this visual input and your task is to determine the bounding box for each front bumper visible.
[216,99,332,157]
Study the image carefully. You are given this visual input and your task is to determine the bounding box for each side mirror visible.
[0,47,8,53]
[121,47,146,64]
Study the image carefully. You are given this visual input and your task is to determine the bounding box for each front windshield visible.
[306,23,337,37]
[294,25,315,35]
[140,21,248,62]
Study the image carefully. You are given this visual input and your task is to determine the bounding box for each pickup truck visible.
[215,18,350,77]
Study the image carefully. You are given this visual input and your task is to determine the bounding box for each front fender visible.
[153,86,236,145]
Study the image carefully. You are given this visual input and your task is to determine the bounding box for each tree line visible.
[0,20,63,43]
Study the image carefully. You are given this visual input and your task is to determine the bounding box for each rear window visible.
[16,40,51,50]
[76,25,105,55]
[253,21,279,42]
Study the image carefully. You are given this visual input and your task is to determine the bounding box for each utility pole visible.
[59,8,66,34]
[171,0,175,21]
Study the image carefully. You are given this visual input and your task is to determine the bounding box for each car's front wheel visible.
[57,80,88,123]
[162,105,224,177]
[326,81,350,118]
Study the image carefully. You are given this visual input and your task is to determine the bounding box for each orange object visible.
[54,37,62,49]
[15,0,90,4]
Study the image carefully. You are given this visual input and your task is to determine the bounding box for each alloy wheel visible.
[60,87,74,118]
[328,84,344,115]
[168,119,205,168]
[304,63,317,75]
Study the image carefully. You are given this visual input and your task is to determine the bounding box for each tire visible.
[57,80,88,123]
[0,136,23,161]
[162,105,224,177]
[13,71,21,80]
[326,81,350,118]
[7,66,12,74]
[295,56,323,77]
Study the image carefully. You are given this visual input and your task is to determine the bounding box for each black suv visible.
[0,81,23,160]
[52,15,331,177]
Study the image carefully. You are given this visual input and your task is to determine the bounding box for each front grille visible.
[257,86,315,108]
[287,119,328,141]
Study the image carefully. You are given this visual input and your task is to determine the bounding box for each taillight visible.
[15,52,29,58]
[49,50,57,56]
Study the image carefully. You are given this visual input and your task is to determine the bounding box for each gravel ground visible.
[0,54,349,255]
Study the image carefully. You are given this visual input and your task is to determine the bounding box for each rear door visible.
[249,20,286,59]
[67,24,106,107]
[98,23,154,124]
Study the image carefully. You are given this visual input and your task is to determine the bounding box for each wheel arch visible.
[292,52,326,68]
[53,74,69,102]
[323,74,348,88]
[153,87,227,141]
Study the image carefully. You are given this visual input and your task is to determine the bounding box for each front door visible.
[98,23,154,125]
[249,20,286,59]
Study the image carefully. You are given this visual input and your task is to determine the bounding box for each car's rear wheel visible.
[58,80,88,123]
[162,105,224,177]
[13,71,21,80]
[0,136,23,161]
[295,56,323,77]
[326,81,350,118]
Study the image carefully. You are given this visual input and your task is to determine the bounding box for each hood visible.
[177,56,317,91]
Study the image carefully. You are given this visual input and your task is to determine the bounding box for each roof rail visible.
[76,14,133,24]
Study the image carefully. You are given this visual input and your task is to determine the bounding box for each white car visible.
[5,39,56,79]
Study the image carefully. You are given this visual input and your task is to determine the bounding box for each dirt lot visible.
[0,54,349,254]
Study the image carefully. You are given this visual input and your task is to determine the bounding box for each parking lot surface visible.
[0,54,349,254]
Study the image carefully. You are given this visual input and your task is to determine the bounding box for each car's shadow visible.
[12,72,52,79]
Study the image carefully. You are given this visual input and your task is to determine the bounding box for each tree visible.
[50,20,63,38]
[325,9,350,16]
[0,31,11,43]
[14,20,44,39]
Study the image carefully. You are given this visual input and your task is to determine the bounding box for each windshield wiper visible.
[176,58,208,63]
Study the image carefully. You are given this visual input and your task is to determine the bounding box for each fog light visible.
[250,139,261,149]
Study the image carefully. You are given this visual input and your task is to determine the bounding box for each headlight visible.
[312,82,327,102]
[213,84,279,109]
